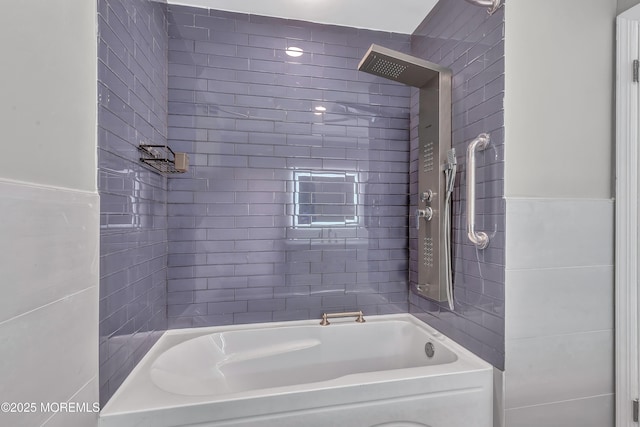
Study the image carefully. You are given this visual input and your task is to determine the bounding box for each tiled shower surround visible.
[165,5,413,327]
[409,2,506,368]
[97,0,168,405]
[97,0,507,405]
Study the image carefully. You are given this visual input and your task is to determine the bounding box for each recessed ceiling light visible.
[285,47,304,57]
[314,106,327,112]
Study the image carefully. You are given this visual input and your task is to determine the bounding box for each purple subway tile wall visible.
[408,2,506,369]
[97,0,168,406]
[165,5,412,328]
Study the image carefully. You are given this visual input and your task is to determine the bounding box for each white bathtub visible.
[100,313,492,427]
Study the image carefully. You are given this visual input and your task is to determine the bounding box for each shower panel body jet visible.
[358,44,453,306]
[415,75,453,304]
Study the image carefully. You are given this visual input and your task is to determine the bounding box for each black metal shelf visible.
[138,144,186,174]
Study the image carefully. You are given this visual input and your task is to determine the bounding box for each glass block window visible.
[293,170,359,227]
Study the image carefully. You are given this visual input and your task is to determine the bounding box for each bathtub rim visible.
[101,313,492,417]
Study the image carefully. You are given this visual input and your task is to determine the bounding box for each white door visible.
[617,6,640,427]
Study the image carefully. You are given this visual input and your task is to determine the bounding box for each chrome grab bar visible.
[466,133,490,249]
[319,310,365,326]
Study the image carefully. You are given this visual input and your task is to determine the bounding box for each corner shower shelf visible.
[138,144,188,174]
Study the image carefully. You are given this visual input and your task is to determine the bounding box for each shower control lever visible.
[415,208,433,230]
[420,190,433,202]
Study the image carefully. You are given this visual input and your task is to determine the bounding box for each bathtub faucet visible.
[319,310,366,326]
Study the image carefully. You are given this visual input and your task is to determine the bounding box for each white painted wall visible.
[502,1,617,426]
[0,1,99,426]
[0,0,97,192]
[504,0,615,199]
[619,0,640,13]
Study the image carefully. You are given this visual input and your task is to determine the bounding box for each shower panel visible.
[358,45,453,306]
[415,73,453,304]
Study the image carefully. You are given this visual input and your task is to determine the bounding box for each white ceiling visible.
[163,0,439,34]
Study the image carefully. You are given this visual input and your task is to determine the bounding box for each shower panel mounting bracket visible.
[358,44,453,305]
[464,0,503,15]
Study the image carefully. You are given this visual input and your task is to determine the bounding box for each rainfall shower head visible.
[357,44,450,88]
